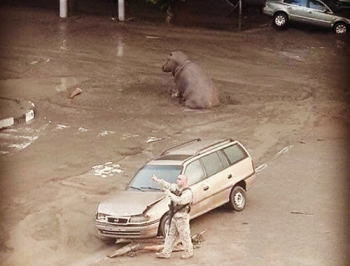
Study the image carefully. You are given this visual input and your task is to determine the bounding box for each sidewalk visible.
[0,98,35,129]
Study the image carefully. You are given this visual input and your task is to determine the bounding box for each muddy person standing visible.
[151,174,194,259]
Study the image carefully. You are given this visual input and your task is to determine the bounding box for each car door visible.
[284,0,310,23]
[221,142,255,189]
[183,159,213,219]
[304,0,333,27]
[198,151,229,210]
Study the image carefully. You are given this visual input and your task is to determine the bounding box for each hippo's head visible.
[162,51,189,76]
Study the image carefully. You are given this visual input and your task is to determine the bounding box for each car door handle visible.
[228,174,232,179]
[203,185,209,191]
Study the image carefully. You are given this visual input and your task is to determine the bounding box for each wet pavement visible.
[0,3,349,266]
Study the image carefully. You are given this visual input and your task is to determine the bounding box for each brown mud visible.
[0,2,349,266]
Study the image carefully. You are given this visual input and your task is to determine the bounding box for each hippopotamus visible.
[162,51,219,109]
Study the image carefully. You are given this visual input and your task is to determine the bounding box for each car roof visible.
[147,138,237,165]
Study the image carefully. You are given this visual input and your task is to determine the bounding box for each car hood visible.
[97,191,165,217]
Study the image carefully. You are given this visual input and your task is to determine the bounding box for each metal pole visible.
[59,0,68,18]
[239,0,242,30]
[118,0,125,21]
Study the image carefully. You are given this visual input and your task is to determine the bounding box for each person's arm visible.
[152,174,175,191]
[166,188,192,205]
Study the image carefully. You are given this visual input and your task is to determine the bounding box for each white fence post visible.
[118,0,125,21]
[59,0,68,18]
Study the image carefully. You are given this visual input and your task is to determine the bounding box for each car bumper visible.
[94,220,159,239]
[245,173,256,190]
[262,7,274,16]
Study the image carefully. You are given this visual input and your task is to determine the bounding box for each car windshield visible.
[127,165,182,191]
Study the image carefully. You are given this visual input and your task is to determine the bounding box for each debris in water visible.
[147,137,162,143]
[92,162,123,177]
[70,87,82,99]
[98,131,116,137]
[291,211,314,216]
[146,35,161,39]
[56,124,69,130]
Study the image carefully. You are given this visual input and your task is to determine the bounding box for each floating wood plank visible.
[107,230,206,258]
[108,243,142,258]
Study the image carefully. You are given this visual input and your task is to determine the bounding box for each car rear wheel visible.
[334,22,347,34]
[273,12,288,28]
[158,213,170,237]
[228,186,246,211]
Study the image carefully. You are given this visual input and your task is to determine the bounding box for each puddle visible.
[58,21,68,51]
[117,37,124,57]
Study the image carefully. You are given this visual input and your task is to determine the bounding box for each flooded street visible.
[0,4,349,266]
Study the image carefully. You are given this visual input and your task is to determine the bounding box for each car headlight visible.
[96,212,107,220]
[129,214,150,223]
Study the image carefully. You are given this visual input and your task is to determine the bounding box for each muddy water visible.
[0,5,349,266]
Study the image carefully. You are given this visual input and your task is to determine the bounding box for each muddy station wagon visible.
[94,139,256,240]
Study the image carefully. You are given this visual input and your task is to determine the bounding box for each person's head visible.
[176,174,188,189]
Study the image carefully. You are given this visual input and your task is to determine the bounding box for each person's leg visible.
[157,221,178,258]
[177,216,193,258]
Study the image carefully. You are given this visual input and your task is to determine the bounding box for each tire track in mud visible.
[255,144,294,173]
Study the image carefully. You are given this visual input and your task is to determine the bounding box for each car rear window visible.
[222,144,248,165]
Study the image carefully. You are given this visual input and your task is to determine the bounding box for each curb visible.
[0,98,35,130]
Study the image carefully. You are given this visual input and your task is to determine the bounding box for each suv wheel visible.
[229,186,246,211]
[334,22,347,34]
[273,12,288,28]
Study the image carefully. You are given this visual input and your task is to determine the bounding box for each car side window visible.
[184,159,205,185]
[284,0,307,7]
[200,152,225,177]
[218,150,230,169]
[308,0,327,11]
[222,144,248,165]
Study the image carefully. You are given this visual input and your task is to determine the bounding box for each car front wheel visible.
[228,186,246,212]
[158,213,170,237]
[334,22,347,34]
[273,12,288,28]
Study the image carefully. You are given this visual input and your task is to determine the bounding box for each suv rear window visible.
[222,144,248,165]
